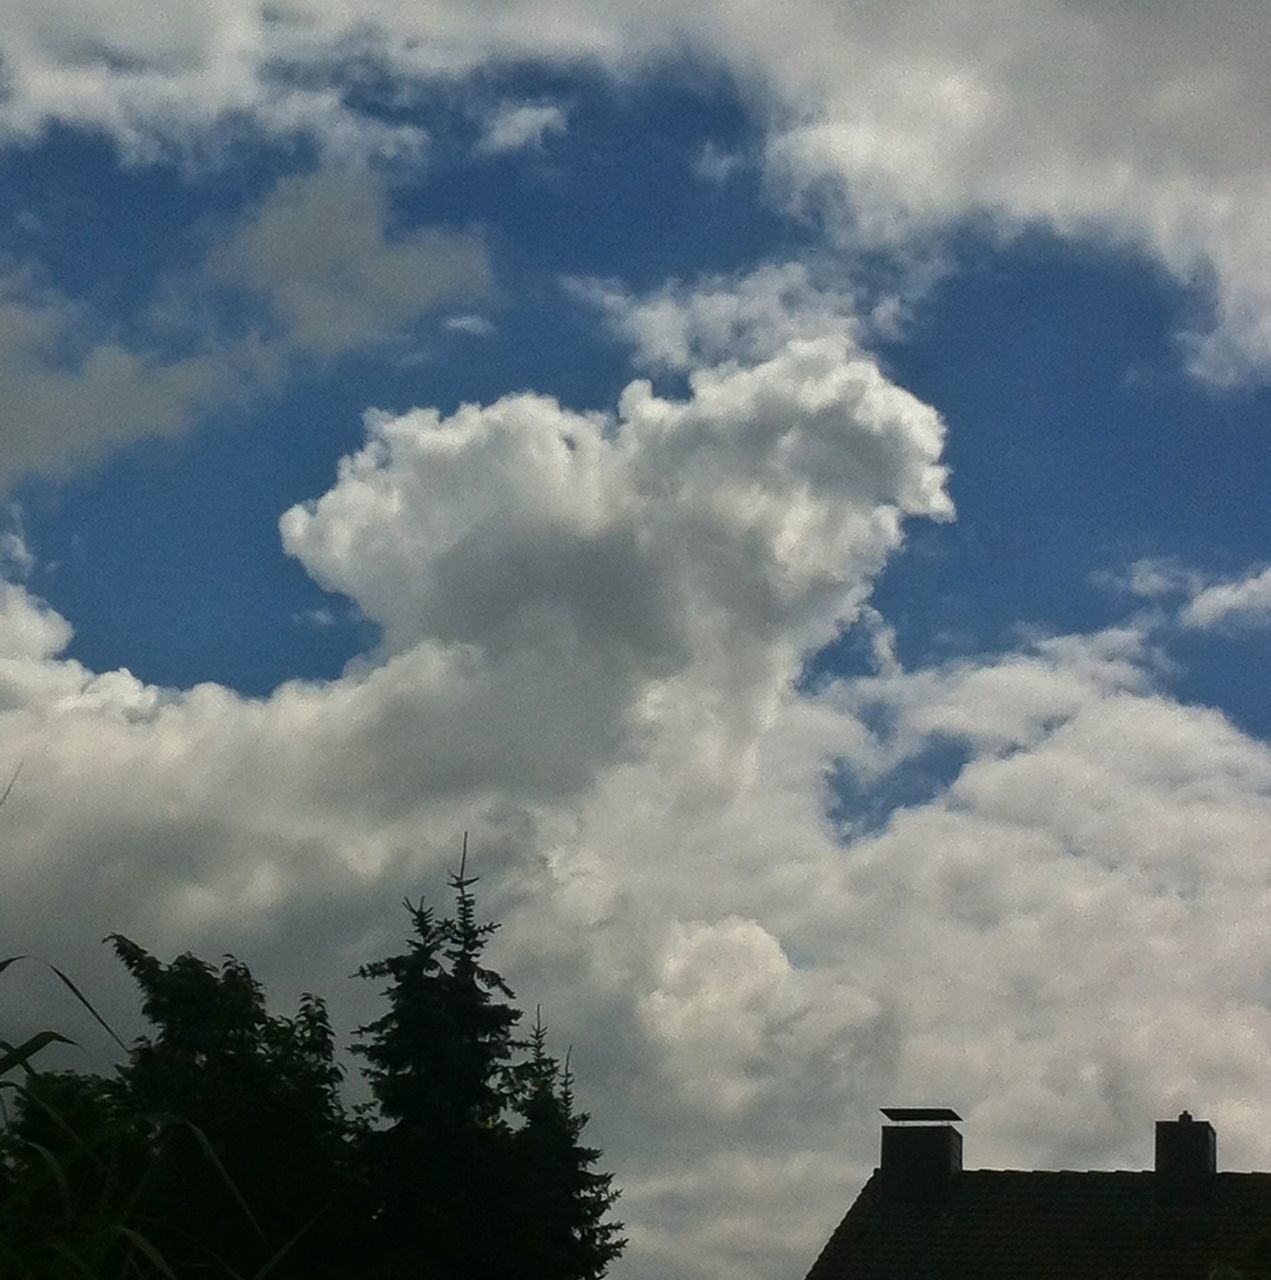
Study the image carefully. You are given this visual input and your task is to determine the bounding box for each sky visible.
[1,4,1270,1277]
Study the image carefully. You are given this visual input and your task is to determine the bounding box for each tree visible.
[352,843,625,1280]
[351,845,523,1278]
[105,935,360,1278]
[0,846,625,1280]
[508,1009,626,1280]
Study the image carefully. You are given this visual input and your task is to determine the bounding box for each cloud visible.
[8,261,1268,1278]
[0,268,266,485]
[207,169,491,354]
[0,167,491,488]
[4,265,1271,1280]
[694,141,744,184]
[1094,556,1206,603]
[2,275,1269,1274]
[443,313,496,336]
[573,262,867,372]
[280,330,951,671]
[0,505,36,580]
[1095,558,1271,634]
[476,102,567,154]
[7,3,1271,381]
[1181,565,1271,632]
[0,279,952,1280]
[0,580,74,658]
[9,571,1271,1280]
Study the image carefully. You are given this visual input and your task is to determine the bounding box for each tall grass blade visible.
[0,1030,76,1076]
[250,1201,334,1280]
[113,1225,180,1279]
[48,961,129,1053]
[0,759,22,810]
[0,953,128,1052]
[46,1240,102,1279]
[18,1137,74,1222]
[161,1117,271,1249]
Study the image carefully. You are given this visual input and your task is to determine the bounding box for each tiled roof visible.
[805,1169,1271,1280]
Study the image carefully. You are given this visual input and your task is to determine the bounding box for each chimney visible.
[1155,1111,1216,1200]
[879,1107,963,1202]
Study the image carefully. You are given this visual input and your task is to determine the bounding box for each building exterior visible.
[805,1108,1271,1279]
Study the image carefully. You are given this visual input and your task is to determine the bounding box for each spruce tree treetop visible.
[352,839,521,1137]
[510,1009,627,1280]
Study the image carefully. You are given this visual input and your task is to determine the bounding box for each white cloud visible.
[0,506,36,580]
[574,262,867,372]
[0,580,74,658]
[477,102,567,154]
[5,2,1271,381]
[1181,565,1271,632]
[0,282,952,1280]
[1095,558,1271,634]
[4,268,1271,1280]
[1104,556,1206,603]
[443,313,496,336]
[0,168,491,487]
[694,141,744,184]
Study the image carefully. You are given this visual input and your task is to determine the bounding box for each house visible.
[804,1107,1271,1279]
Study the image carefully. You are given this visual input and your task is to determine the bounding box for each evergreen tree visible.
[352,843,523,1279]
[510,1010,626,1280]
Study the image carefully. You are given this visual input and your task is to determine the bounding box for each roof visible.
[805,1169,1271,1280]
[880,1107,962,1122]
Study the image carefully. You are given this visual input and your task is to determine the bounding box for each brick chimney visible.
[1155,1110,1216,1200]
[879,1107,962,1202]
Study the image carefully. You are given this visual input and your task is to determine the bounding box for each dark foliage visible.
[506,1012,627,1280]
[105,935,361,1277]
[352,849,623,1279]
[0,848,625,1280]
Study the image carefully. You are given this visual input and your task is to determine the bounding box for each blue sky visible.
[2,8,1271,1280]
[13,86,1268,716]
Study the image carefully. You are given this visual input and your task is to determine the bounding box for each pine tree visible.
[510,1009,626,1280]
[352,840,523,1279]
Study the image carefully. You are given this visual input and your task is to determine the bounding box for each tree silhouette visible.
[508,1009,626,1280]
[1,849,625,1280]
[105,935,359,1277]
[352,847,523,1279]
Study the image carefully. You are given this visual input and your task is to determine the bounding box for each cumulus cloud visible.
[0,580,74,658]
[1181,565,1271,632]
[5,4,1271,379]
[0,282,952,1279]
[4,268,1271,1280]
[476,102,567,154]
[280,332,951,675]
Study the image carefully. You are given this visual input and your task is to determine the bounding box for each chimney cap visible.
[881,1107,962,1123]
